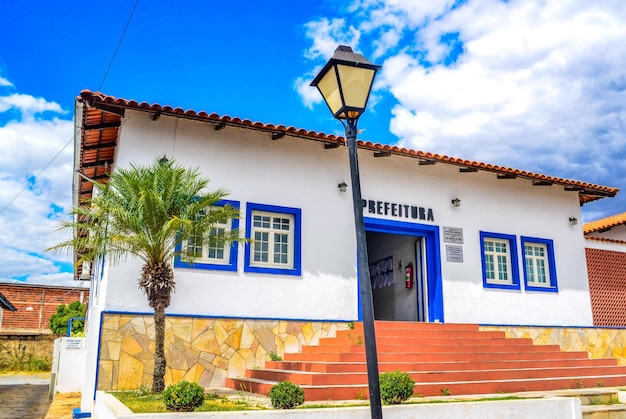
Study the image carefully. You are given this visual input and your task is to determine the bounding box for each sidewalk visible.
[45,392,82,419]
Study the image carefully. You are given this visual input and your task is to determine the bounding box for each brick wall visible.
[586,248,626,327]
[0,282,90,335]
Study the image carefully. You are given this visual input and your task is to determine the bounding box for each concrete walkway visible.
[0,373,81,419]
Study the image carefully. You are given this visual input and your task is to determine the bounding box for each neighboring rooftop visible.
[584,212,626,235]
[0,292,16,311]
[76,89,619,206]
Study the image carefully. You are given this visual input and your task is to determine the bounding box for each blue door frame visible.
[362,217,444,323]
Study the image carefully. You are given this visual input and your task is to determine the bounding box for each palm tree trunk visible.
[140,261,175,393]
[152,303,166,393]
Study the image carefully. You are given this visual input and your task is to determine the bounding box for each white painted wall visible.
[97,109,593,326]
[587,224,626,241]
[54,337,87,393]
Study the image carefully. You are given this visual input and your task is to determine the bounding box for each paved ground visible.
[0,374,52,419]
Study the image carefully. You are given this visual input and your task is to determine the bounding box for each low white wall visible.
[54,337,87,393]
[94,392,582,419]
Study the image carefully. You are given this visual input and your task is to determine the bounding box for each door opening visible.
[364,217,443,323]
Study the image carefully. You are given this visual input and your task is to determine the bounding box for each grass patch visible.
[0,343,51,373]
[112,389,267,413]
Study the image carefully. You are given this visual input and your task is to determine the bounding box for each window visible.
[480,232,520,290]
[245,203,301,276]
[174,200,239,272]
[521,236,558,292]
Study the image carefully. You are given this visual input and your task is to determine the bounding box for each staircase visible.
[226,321,626,401]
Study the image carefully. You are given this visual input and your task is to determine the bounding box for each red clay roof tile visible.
[584,212,626,234]
[77,90,618,205]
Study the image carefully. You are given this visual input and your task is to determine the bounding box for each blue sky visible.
[1,0,625,285]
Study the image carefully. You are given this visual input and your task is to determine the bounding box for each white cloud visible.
[0,77,12,87]
[300,0,626,218]
[0,86,75,286]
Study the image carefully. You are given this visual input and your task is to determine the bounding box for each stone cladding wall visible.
[480,325,626,365]
[97,314,350,390]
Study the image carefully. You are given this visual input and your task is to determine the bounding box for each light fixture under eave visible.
[569,216,578,225]
[451,197,461,207]
[338,181,348,192]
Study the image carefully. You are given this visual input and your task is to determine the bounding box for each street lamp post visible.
[311,45,383,419]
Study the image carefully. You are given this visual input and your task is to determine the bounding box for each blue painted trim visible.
[244,202,302,276]
[93,311,105,403]
[520,236,559,293]
[364,217,444,323]
[479,231,521,290]
[99,310,354,324]
[174,200,240,272]
[72,407,91,418]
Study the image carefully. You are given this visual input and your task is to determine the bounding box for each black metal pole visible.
[345,119,383,418]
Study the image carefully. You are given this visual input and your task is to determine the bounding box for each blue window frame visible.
[244,203,302,276]
[174,200,239,272]
[521,236,558,292]
[480,231,520,290]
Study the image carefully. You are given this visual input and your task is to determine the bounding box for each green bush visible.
[268,381,305,409]
[163,381,205,412]
[379,370,415,404]
[48,300,86,336]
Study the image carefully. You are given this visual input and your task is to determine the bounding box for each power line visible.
[0,137,73,215]
[99,0,140,91]
[0,0,140,217]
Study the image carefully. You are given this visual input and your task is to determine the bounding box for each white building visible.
[74,90,618,411]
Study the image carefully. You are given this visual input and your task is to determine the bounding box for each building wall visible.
[0,283,89,334]
[97,110,593,327]
[96,313,350,390]
[584,239,626,327]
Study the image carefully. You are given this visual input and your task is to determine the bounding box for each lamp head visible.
[311,45,381,122]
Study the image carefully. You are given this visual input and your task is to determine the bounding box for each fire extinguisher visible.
[405,263,414,289]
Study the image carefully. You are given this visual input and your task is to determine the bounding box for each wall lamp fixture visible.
[569,216,578,226]
[338,181,348,192]
[451,197,461,207]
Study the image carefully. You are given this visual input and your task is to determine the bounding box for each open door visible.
[364,217,443,323]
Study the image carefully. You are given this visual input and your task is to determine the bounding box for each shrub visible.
[379,370,415,404]
[268,381,305,409]
[48,300,86,336]
[163,381,205,412]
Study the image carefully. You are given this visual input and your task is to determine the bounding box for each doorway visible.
[363,217,443,323]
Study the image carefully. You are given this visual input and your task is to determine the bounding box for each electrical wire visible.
[0,0,140,217]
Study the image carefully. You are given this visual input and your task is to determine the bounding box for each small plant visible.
[379,370,415,404]
[355,390,367,400]
[346,332,364,345]
[268,352,282,361]
[348,321,355,330]
[163,381,205,412]
[440,388,451,396]
[268,381,305,409]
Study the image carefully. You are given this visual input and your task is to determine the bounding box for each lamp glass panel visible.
[317,67,343,116]
[337,64,375,110]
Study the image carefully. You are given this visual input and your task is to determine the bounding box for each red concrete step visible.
[228,373,626,401]
[284,349,588,363]
[336,328,506,340]
[246,365,626,386]
[322,334,533,346]
[268,357,619,373]
[225,321,626,401]
[300,342,550,354]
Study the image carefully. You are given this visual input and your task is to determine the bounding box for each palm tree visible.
[49,157,241,392]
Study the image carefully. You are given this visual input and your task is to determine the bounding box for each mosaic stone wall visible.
[97,314,350,390]
[480,326,626,365]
